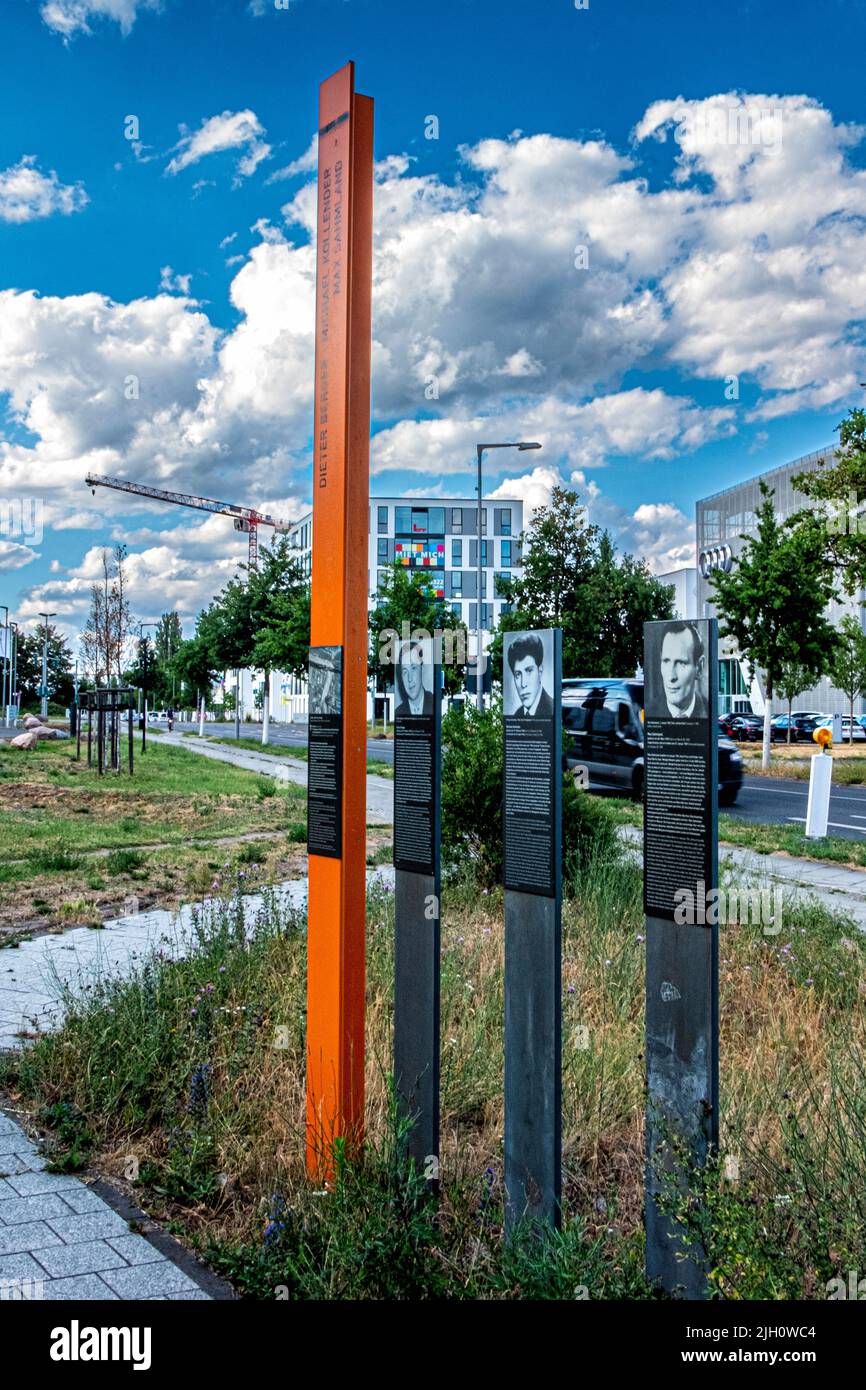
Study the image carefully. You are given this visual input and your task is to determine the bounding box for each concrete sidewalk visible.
[154,731,394,824]
[0,1107,227,1300]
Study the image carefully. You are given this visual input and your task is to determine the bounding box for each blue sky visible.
[2,0,865,645]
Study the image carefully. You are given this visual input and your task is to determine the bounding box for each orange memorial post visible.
[305,62,374,1177]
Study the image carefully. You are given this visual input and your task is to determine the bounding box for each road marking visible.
[742,782,866,805]
[787,817,866,835]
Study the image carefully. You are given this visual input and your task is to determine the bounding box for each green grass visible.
[181,731,394,780]
[604,796,866,869]
[0,739,306,858]
[5,849,865,1300]
[743,753,866,784]
[187,733,308,761]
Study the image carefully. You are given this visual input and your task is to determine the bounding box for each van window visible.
[594,704,616,735]
[563,704,590,733]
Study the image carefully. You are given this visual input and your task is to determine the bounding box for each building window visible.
[377,505,388,534]
[480,509,487,534]
[451,573,463,598]
[480,539,489,567]
[451,507,462,533]
[411,508,428,535]
[501,539,512,566]
[395,506,412,535]
[377,537,389,562]
[452,539,462,566]
[451,602,462,622]
[495,571,511,594]
[428,507,445,535]
[497,508,512,536]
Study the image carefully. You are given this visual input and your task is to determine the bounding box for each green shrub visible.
[441,700,618,889]
[28,843,82,873]
[105,848,145,876]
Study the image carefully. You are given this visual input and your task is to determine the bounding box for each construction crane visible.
[85,472,294,570]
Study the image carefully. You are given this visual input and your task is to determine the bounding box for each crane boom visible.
[84,472,293,569]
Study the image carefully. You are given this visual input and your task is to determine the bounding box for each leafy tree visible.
[370,562,468,697]
[440,700,618,889]
[15,623,74,708]
[199,537,308,741]
[709,482,839,768]
[776,661,816,743]
[154,612,183,706]
[173,632,222,715]
[829,614,866,743]
[492,488,674,680]
[791,408,866,596]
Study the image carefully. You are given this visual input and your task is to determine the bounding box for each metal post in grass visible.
[97,698,104,777]
[86,693,92,768]
[502,628,562,1231]
[393,637,442,1188]
[643,618,719,1299]
[128,692,134,774]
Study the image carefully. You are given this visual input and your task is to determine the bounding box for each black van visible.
[562,677,743,806]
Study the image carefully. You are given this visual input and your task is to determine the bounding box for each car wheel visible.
[632,766,643,802]
[719,787,739,807]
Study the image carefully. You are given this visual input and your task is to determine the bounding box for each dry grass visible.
[5,857,866,1297]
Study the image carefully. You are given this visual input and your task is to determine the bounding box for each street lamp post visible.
[10,622,19,721]
[474,441,542,710]
[38,612,57,720]
[0,606,8,726]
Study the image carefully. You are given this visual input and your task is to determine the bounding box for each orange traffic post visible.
[306,62,374,1179]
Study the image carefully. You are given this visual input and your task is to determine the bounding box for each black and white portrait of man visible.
[646,621,709,720]
[505,631,554,719]
[395,638,434,717]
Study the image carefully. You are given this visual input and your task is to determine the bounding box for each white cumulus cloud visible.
[41,0,161,39]
[0,156,88,224]
[167,110,271,183]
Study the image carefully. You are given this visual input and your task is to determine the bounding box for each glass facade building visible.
[696,445,861,717]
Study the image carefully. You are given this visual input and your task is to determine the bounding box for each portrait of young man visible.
[650,621,708,720]
[395,639,434,717]
[506,632,554,719]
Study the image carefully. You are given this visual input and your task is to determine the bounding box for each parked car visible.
[771,712,826,742]
[562,677,743,805]
[728,714,764,742]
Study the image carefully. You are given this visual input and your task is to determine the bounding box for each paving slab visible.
[0,1109,217,1302]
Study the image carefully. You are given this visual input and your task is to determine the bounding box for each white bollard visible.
[805,751,832,838]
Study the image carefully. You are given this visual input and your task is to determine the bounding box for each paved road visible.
[727,773,866,841]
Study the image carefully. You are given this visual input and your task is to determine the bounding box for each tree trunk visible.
[199,693,205,738]
[787,695,792,744]
[262,671,270,745]
[762,678,773,772]
[851,695,855,744]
